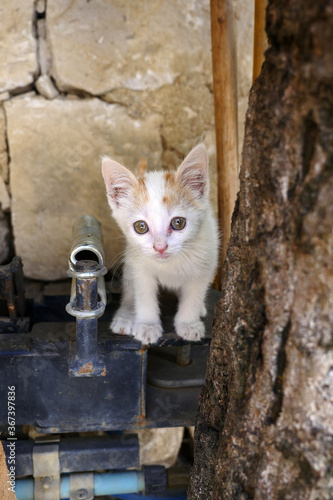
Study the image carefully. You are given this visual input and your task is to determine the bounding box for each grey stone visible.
[36,0,45,15]
[137,427,184,468]
[35,75,59,99]
[103,73,218,210]
[6,94,163,280]
[0,0,38,93]
[0,92,10,102]
[47,0,213,94]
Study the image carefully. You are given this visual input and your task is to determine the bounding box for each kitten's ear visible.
[176,144,209,198]
[101,157,138,208]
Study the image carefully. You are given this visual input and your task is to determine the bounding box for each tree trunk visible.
[188,0,333,498]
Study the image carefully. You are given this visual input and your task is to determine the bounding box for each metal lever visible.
[66,216,107,377]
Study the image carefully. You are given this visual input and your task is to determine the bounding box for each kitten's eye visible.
[133,220,149,234]
[171,217,186,231]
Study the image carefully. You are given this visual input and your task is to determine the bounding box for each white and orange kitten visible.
[102,144,219,345]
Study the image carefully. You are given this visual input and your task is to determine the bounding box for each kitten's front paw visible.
[132,323,163,345]
[111,316,133,336]
[200,304,207,317]
[176,320,205,342]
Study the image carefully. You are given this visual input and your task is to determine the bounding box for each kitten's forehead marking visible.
[162,171,177,209]
[163,170,199,210]
[133,175,149,207]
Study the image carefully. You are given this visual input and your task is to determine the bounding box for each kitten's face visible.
[121,172,203,260]
[102,144,209,261]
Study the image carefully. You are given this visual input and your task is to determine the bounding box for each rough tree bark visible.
[188,0,333,498]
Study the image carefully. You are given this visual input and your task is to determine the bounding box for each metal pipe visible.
[68,215,105,270]
[67,259,106,376]
[15,471,145,500]
[66,216,108,322]
[65,216,108,377]
[75,260,98,364]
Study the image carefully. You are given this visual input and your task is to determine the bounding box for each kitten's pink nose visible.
[154,243,168,254]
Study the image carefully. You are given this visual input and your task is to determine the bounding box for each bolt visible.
[76,489,88,500]
[41,476,52,489]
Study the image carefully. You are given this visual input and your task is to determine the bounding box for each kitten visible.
[102,144,219,345]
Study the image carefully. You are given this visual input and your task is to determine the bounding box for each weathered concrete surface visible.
[6,95,163,280]
[0,0,38,93]
[188,0,333,498]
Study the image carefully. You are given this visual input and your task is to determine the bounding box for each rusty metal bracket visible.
[0,256,29,333]
[33,438,60,500]
[70,472,94,500]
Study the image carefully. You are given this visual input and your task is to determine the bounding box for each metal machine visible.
[0,216,219,500]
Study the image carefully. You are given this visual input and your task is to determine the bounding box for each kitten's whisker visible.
[107,251,126,272]
[106,251,128,290]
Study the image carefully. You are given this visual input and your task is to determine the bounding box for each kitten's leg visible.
[111,264,135,335]
[175,280,209,341]
[132,274,163,345]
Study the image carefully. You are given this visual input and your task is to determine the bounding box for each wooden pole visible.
[253,0,268,83]
[210,0,239,276]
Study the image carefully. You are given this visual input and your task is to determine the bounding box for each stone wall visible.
[0,0,253,280]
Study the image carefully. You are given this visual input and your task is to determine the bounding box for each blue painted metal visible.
[0,323,147,432]
[0,317,210,432]
[15,478,33,499]
[94,471,145,495]
[4,435,140,477]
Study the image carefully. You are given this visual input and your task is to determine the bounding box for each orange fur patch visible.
[133,175,148,208]
[163,170,199,210]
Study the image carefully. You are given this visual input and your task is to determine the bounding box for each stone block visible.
[0,0,38,93]
[47,0,212,94]
[103,73,218,210]
[6,95,163,280]
[35,75,59,99]
[137,427,184,468]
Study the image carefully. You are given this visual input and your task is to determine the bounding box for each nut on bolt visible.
[76,488,89,499]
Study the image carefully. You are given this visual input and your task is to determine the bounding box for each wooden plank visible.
[210,0,239,274]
